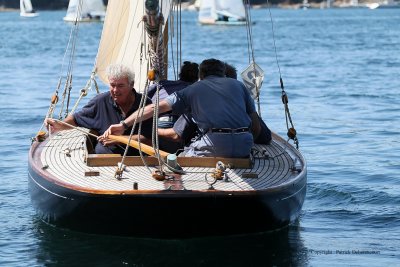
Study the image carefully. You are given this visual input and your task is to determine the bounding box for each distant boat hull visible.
[199,20,249,26]
[199,17,255,26]
[20,12,39,17]
[63,16,105,22]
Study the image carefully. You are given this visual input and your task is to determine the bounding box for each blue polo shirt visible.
[148,80,192,126]
[147,80,191,102]
[164,76,256,157]
[73,91,153,155]
[165,76,255,132]
[173,113,199,145]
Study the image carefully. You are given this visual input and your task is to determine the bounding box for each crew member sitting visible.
[46,63,153,155]
[102,58,261,158]
[156,62,271,152]
[148,61,199,153]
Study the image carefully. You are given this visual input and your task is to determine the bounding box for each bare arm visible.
[100,134,152,147]
[250,112,261,139]
[158,128,182,142]
[45,115,77,132]
[101,100,172,138]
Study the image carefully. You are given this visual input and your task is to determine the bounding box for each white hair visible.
[105,64,135,85]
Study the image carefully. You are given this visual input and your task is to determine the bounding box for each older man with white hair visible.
[46,63,153,155]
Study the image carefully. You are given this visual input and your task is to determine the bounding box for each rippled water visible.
[0,8,399,266]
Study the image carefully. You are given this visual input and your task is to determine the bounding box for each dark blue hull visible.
[28,165,306,238]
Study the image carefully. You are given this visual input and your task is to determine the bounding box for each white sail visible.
[20,0,39,17]
[95,0,172,92]
[216,0,245,19]
[199,0,246,25]
[198,0,218,24]
[64,0,106,22]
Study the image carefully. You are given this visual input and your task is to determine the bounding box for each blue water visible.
[0,8,399,266]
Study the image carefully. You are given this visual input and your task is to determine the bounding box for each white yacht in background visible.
[299,0,311,9]
[366,0,400,8]
[20,0,39,17]
[63,0,106,22]
[187,0,201,11]
[366,2,380,8]
[199,0,247,25]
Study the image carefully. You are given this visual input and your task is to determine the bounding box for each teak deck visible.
[33,128,303,192]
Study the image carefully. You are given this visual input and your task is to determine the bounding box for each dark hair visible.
[199,58,226,79]
[224,63,237,79]
[179,61,199,83]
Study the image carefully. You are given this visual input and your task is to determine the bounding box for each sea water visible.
[0,8,399,266]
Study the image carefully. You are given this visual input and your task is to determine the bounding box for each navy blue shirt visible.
[147,80,194,153]
[148,80,191,119]
[73,91,153,155]
[166,76,255,131]
[147,80,191,102]
[173,113,199,146]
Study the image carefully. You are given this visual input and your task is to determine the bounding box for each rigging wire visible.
[116,30,156,179]
[66,0,85,116]
[40,0,301,182]
[244,0,256,64]
[179,0,182,71]
[244,0,261,115]
[39,0,88,138]
[175,1,180,78]
[117,0,181,178]
[38,0,84,136]
[265,0,299,149]
[58,0,84,120]
[169,4,177,80]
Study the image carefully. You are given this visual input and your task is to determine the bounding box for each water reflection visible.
[33,219,308,266]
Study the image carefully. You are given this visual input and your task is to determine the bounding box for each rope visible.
[57,0,83,120]
[64,0,84,117]
[115,56,153,180]
[69,70,97,115]
[116,2,183,179]
[115,5,173,178]
[38,0,84,135]
[151,82,164,170]
[149,13,173,171]
[52,119,99,138]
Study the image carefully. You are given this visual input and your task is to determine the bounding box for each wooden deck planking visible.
[39,129,301,192]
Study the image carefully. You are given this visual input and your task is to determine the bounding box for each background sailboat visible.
[199,0,247,25]
[63,0,106,22]
[20,0,39,17]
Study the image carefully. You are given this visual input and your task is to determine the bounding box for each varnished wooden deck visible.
[33,128,304,193]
